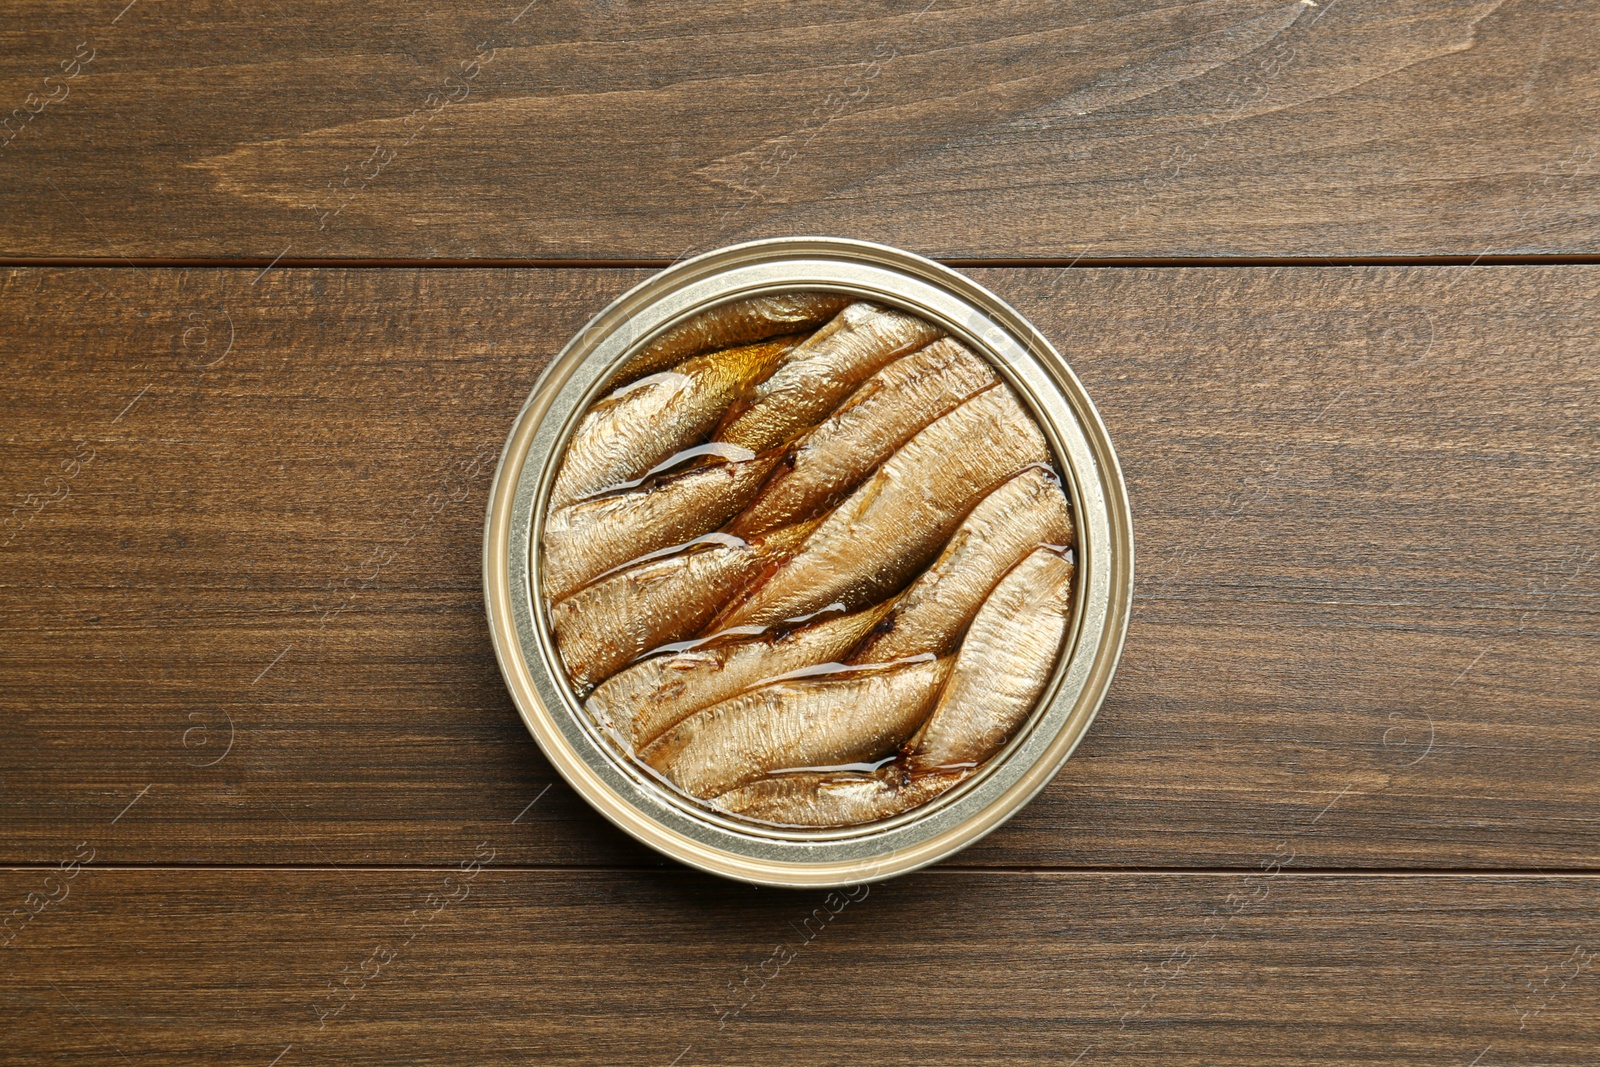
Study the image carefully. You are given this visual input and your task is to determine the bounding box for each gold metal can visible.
[483,238,1132,887]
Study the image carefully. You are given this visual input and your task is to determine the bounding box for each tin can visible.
[483,237,1132,887]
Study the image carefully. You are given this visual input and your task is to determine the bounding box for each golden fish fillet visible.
[548,336,795,510]
[542,451,779,602]
[727,338,997,538]
[641,656,952,799]
[716,303,943,454]
[715,384,1052,631]
[618,292,852,382]
[712,766,969,827]
[587,604,891,753]
[907,547,1074,774]
[550,524,810,693]
[852,466,1072,664]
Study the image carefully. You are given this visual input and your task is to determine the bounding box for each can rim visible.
[483,237,1133,887]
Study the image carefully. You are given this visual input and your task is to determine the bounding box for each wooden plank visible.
[3,869,1597,1064]
[0,0,1596,260]
[1,265,1596,869]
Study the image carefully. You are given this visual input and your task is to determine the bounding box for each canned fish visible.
[483,238,1132,887]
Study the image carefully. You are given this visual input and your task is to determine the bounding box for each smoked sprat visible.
[541,294,1075,828]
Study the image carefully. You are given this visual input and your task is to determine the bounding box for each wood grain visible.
[0,0,1596,261]
[4,869,1597,1065]
[2,264,1595,870]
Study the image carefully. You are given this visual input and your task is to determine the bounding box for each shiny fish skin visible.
[542,452,779,601]
[712,766,968,827]
[715,384,1052,631]
[908,547,1074,774]
[587,604,890,753]
[728,338,997,538]
[548,337,795,510]
[716,303,943,454]
[852,466,1072,664]
[618,292,852,382]
[642,656,952,799]
[550,525,809,693]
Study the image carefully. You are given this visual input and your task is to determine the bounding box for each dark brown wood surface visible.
[5,0,1599,1055]
[2,0,1599,261]
[5,869,1599,1065]
[4,265,1596,874]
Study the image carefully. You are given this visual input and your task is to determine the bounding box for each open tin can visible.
[483,237,1132,887]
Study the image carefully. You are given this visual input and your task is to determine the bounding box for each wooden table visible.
[4,2,1597,1063]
